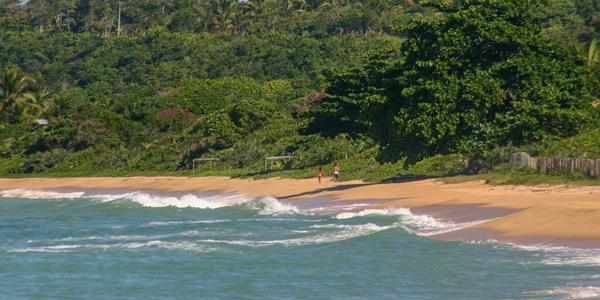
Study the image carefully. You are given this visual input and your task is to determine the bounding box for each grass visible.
[2,153,599,187]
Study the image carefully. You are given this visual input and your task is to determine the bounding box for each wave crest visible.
[528,286,600,299]
[0,188,85,199]
[247,195,300,215]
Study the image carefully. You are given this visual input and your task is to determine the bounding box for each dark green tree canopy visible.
[313,0,598,163]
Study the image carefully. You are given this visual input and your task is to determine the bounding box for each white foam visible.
[335,206,411,219]
[334,206,494,237]
[96,191,252,208]
[249,195,299,215]
[528,286,600,299]
[502,244,600,267]
[9,244,83,252]
[10,240,221,253]
[0,189,85,199]
[305,203,373,214]
[202,223,391,247]
[148,220,228,226]
[0,188,254,209]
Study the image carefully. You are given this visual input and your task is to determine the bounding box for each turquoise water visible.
[1,189,599,299]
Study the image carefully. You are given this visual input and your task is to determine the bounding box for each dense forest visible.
[1,0,600,181]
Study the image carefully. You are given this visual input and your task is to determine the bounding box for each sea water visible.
[1,189,599,299]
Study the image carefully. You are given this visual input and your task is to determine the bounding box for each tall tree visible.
[314,0,599,163]
[0,68,36,123]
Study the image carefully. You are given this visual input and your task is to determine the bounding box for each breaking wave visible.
[528,286,600,299]
[0,188,253,209]
[334,206,493,236]
[0,188,85,199]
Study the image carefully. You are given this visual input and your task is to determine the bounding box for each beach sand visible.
[2,176,600,248]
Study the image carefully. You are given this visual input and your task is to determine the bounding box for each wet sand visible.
[1,176,600,248]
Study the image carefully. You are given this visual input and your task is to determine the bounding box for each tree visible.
[301,49,396,138]
[44,95,72,118]
[567,38,600,67]
[0,68,36,124]
[228,100,277,134]
[211,0,237,33]
[317,0,599,163]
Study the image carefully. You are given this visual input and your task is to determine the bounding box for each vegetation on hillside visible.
[1,0,600,185]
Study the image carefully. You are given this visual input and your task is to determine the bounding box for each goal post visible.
[264,156,296,171]
[192,158,221,174]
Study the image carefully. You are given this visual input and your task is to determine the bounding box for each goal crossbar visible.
[193,158,221,174]
[264,156,296,171]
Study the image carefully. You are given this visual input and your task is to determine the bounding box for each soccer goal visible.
[192,158,221,174]
[264,156,296,171]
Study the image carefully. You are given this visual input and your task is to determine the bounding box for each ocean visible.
[0,189,599,299]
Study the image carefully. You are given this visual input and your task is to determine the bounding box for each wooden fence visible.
[510,152,600,177]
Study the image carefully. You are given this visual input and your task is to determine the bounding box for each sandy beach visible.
[2,176,600,248]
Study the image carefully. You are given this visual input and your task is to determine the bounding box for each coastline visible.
[2,176,600,248]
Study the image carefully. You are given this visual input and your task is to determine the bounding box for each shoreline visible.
[2,176,600,249]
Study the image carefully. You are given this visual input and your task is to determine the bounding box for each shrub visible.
[406,154,467,177]
[76,121,117,148]
[227,138,266,168]
[0,156,22,174]
[70,150,95,166]
[22,149,73,173]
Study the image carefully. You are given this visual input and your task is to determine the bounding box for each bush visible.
[0,156,22,174]
[22,149,73,173]
[93,149,141,168]
[406,154,467,177]
[70,150,93,166]
[227,138,266,168]
[300,135,354,166]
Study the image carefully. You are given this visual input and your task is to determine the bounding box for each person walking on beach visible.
[333,164,339,182]
[317,167,324,183]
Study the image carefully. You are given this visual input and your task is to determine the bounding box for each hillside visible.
[1,0,599,183]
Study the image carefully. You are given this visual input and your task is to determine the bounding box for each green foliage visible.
[478,144,521,172]
[228,100,278,134]
[75,121,117,149]
[186,113,240,149]
[298,134,354,165]
[405,154,467,177]
[0,30,400,93]
[0,67,37,124]
[0,0,598,187]
[538,128,600,158]
[0,156,22,174]
[227,138,267,168]
[28,117,78,152]
[315,0,599,164]
[22,149,72,173]
[70,150,95,166]
[533,0,600,42]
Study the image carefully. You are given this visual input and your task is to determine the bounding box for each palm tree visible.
[211,0,237,33]
[586,38,600,67]
[277,0,299,16]
[367,0,402,18]
[0,68,36,123]
[45,95,71,118]
[26,87,53,118]
[195,5,213,33]
[296,0,326,13]
[567,38,600,67]
[246,0,270,15]
[6,102,36,124]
